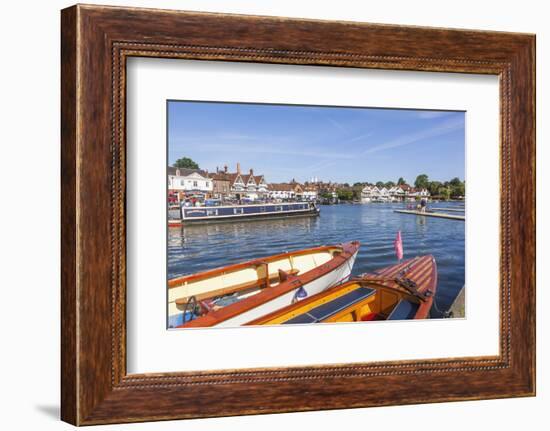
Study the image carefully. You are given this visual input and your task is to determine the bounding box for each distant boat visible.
[169,241,360,328]
[247,255,437,325]
[169,202,320,226]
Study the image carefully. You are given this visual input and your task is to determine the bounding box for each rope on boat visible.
[395,257,452,317]
[430,296,452,318]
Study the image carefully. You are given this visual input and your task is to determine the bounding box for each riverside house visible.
[208,166,232,199]
[211,163,268,201]
[304,180,340,201]
[361,184,430,202]
[301,184,319,201]
[361,185,391,202]
[168,167,213,201]
[267,182,304,200]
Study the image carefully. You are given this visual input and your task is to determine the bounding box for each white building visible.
[267,183,303,200]
[361,185,391,202]
[361,184,430,202]
[413,188,430,198]
[388,186,405,200]
[224,164,268,200]
[301,185,318,201]
[378,187,391,201]
[168,167,213,195]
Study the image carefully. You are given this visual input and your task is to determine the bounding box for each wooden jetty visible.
[449,286,465,318]
[394,210,465,221]
[429,208,465,213]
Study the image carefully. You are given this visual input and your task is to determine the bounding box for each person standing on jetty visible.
[417,198,427,213]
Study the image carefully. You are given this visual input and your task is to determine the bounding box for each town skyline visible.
[170,159,463,188]
[167,165,445,203]
[168,101,465,185]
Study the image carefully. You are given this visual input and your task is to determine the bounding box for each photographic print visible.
[167,101,465,329]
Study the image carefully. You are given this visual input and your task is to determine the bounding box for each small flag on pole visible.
[394,230,404,261]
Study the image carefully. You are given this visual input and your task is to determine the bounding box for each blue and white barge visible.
[169,202,320,226]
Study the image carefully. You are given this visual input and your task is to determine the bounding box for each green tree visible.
[438,186,451,200]
[428,181,442,196]
[385,181,396,188]
[337,189,354,201]
[451,182,465,198]
[449,177,462,187]
[375,181,385,188]
[414,174,429,189]
[173,157,199,169]
[397,177,406,185]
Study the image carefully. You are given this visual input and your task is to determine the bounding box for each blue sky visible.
[168,101,465,184]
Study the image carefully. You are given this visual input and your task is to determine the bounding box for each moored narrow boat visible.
[172,202,320,226]
[247,255,437,325]
[169,241,360,328]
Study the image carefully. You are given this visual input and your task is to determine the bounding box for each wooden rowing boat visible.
[169,241,360,328]
[247,254,437,325]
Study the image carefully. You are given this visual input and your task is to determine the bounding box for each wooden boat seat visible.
[175,268,301,305]
[387,299,420,320]
[268,268,299,284]
[283,287,376,324]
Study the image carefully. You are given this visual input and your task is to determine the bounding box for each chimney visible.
[249,168,254,176]
[237,162,241,174]
[224,165,228,173]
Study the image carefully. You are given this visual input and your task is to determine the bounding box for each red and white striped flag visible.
[394,230,404,261]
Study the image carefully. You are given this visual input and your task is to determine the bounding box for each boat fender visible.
[293,286,308,303]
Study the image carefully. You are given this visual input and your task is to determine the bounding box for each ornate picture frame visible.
[61,4,535,425]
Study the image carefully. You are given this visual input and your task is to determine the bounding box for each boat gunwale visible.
[176,241,360,328]
[413,256,438,319]
[168,243,346,288]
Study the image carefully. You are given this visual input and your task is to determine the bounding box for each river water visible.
[168,202,465,317]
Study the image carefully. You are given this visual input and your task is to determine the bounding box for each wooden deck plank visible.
[394,210,465,220]
[429,207,465,212]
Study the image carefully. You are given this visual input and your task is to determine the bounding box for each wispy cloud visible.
[345,130,374,144]
[324,116,347,133]
[414,111,456,120]
[170,132,356,160]
[360,116,464,155]
[217,132,257,140]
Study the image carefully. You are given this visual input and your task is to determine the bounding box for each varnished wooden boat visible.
[247,255,437,325]
[169,241,360,328]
